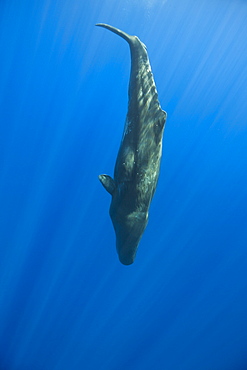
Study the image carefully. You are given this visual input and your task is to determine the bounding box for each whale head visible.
[110,209,148,265]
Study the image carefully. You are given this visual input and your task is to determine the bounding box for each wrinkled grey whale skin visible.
[97,23,167,265]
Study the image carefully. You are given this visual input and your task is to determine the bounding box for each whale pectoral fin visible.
[99,174,116,195]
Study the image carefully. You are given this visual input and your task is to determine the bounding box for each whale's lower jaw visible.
[117,236,141,265]
[117,245,138,265]
[118,254,135,266]
[114,214,148,265]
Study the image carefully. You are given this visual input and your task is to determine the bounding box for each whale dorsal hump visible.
[99,174,116,195]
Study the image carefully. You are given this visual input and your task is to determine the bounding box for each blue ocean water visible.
[0,0,247,369]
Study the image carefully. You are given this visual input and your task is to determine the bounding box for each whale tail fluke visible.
[96,23,135,45]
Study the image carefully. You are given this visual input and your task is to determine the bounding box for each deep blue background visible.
[1,0,247,369]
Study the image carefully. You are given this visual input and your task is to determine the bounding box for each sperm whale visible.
[97,23,167,265]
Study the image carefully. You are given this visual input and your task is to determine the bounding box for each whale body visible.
[97,23,167,265]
